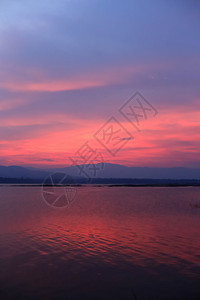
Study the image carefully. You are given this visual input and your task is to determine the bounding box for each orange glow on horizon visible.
[1,106,200,167]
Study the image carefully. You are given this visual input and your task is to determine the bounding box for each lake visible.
[0,186,200,299]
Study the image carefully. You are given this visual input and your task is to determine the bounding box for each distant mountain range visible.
[0,163,200,180]
[0,165,47,179]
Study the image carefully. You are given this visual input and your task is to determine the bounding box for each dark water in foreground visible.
[0,186,200,300]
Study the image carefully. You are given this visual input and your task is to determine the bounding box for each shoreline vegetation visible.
[0,177,200,187]
[1,185,200,187]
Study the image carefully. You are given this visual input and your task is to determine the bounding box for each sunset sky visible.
[0,0,200,168]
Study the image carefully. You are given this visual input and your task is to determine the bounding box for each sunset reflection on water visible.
[0,186,200,299]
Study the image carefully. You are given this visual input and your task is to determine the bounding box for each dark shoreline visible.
[1,184,200,187]
[1,176,200,187]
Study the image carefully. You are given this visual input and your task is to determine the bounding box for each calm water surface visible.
[0,186,200,300]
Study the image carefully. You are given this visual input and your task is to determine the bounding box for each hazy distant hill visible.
[43,163,200,179]
[0,165,48,179]
[0,163,199,180]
